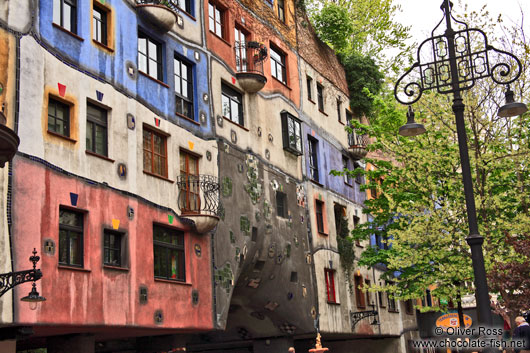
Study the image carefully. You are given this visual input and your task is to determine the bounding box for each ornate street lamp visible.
[393,0,527,342]
[0,248,45,309]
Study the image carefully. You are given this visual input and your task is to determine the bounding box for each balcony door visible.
[179,151,200,213]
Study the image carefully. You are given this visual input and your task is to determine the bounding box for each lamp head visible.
[498,86,528,117]
[21,283,46,310]
[399,106,426,137]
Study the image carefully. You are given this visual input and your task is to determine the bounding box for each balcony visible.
[348,130,368,160]
[177,175,220,234]
[234,41,268,93]
[135,0,179,33]
[0,109,19,168]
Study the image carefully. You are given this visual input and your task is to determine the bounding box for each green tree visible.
[340,8,530,313]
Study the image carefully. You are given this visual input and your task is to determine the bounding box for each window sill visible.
[318,231,328,237]
[319,109,328,116]
[179,9,196,21]
[310,179,323,187]
[223,116,249,131]
[138,70,170,88]
[327,301,341,305]
[272,76,291,90]
[177,112,200,126]
[47,130,77,143]
[52,23,84,42]
[388,309,399,313]
[143,170,174,183]
[308,98,316,104]
[209,31,231,47]
[154,277,192,286]
[103,264,129,272]
[86,150,115,163]
[338,120,345,125]
[355,243,364,248]
[58,265,91,272]
[344,182,353,188]
[92,39,114,53]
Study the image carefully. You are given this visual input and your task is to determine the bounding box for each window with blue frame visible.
[174,56,194,120]
[53,0,77,34]
[138,31,163,81]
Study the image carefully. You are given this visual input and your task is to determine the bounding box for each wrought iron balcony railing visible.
[176,174,220,217]
[235,41,268,76]
[136,0,180,13]
[348,130,368,159]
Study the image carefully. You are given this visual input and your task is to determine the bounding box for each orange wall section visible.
[11,157,213,331]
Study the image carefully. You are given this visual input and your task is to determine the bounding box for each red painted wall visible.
[204,0,300,106]
[11,157,213,331]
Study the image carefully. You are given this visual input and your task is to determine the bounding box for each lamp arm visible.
[0,269,42,297]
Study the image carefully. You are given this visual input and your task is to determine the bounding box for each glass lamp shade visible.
[21,284,46,310]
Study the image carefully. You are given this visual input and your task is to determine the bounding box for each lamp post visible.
[393,0,527,343]
[0,248,45,308]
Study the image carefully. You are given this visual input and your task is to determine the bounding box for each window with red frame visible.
[324,268,337,303]
[235,25,249,72]
[179,150,200,213]
[208,1,226,39]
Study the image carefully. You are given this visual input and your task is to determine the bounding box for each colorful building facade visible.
[0,0,418,352]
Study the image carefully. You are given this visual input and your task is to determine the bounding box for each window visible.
[153,225,185,281]
[353,162,363,184]
[378,290,385,308]
[333,204,347,238]
[405,299,414,315]
[387,285,397,312]
[315,200,325,234]
[270,45,287,84]
[176,0,192,15]
[59,207,84,267]
[48,97,70,137]
[281,111,302,155]
[179,150,200,213]
[208,1,225,39]
[306,76,313,101]
[337,99,342,122]
[234,26,248,72]
[221,83,244,126]
[277,0,285,22]
[174,56,194,120]
[308,136,319,182]
[276,191,287,218]
[342,155,351,184]
[354,274,366,308]
[317,83,324,111]
[365,279,372,306]
[138,32,163,81]
[103,229,123,267]
[143,127,168,178]
[92,2,108,45]
[86,102,108,156]
[324,269,337,303]
[53,0,77,33]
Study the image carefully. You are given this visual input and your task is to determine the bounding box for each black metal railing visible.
[348,130,368,149]
[136,0,180,13]
[234,41,268,75]
[177,175,220,216]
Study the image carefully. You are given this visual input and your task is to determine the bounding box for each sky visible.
[394,0,530,44]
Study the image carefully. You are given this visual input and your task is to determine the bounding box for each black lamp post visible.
[0,248,45,308]
[393,0,527,344]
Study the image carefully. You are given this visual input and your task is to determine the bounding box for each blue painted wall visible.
[303,124,365,205]
[38,0,212,135]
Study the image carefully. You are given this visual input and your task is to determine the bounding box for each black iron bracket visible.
[350,309,378,330]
